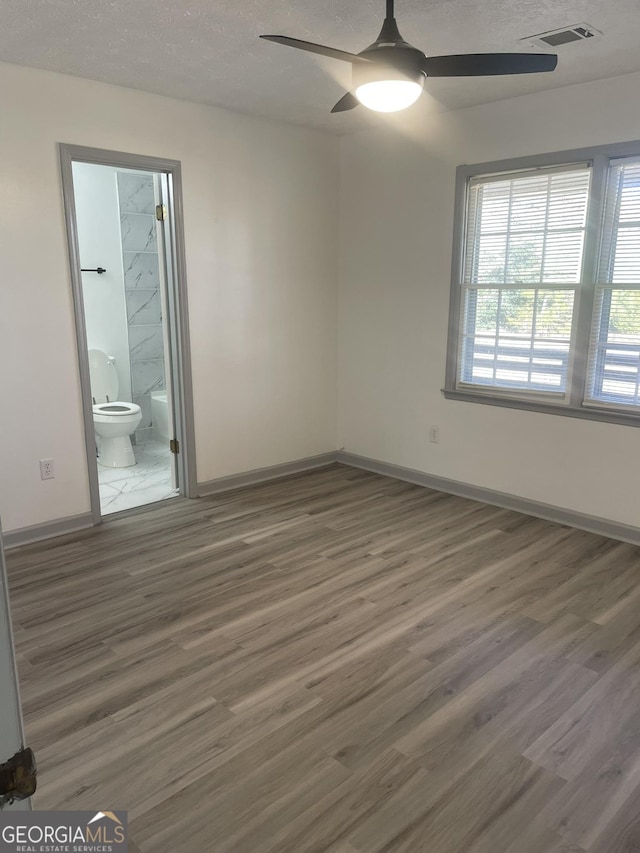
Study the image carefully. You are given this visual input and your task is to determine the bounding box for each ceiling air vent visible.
[522,23,602,50]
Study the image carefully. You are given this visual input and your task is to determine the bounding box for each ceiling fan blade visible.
[422,52,557,77]
[260,35,372,64]
[331,92,360,113]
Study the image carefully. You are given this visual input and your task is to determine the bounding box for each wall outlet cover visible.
[39,459,55,480]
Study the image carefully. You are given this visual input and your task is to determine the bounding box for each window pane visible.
[475,234,507,283]
[459,165,588,397]
[460,288,574,392]
[506,234,543,283]
[587,288,640,406]
[477,182,510,232]
[610,228,640,283]
[619,180,640,222]
[598,160,640,285]
[465,167,590,287]
[510,176,547,231]
[543,232,587,283]
[588,158,640,409]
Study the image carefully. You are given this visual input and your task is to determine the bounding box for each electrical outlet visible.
[429,425,440,444]
[39,459,55,480]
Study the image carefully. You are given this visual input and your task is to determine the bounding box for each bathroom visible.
[73,162,178,514]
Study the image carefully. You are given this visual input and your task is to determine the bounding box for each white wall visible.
[338,71,640,528]
[0,61,338,533]
[73,162,132,402]
[4,57,639,536]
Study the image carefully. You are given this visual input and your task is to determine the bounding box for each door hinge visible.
[155,204,167,222]
[0,748,37,807]
[170,438,179,454]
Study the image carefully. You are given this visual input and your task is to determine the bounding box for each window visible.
[445,141,640,425]
[586,159,640,408]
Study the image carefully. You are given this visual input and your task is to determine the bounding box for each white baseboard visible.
[197,452,338,496]
[337,451,640,547]
[3,513,95,549]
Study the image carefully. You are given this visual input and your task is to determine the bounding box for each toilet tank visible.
[88,349,119,403]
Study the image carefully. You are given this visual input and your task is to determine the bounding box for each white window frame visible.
[444,139,640,428]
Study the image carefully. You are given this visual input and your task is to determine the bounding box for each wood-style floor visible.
[7,463,640,852]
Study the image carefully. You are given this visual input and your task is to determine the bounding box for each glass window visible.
[446,143,640,424]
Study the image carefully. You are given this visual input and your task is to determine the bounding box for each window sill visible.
[442,388,640,428]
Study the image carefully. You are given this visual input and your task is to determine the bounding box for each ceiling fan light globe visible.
[355,79,423,112]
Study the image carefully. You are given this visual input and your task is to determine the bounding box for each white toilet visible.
[88,349,142,468]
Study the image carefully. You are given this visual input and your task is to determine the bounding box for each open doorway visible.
[60,146,197,521]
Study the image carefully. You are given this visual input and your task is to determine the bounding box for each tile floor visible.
[97,440,177,514]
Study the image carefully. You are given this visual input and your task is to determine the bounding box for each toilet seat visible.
[93,402,141,417]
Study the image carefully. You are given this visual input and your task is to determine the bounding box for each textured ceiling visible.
[1,0,639,133]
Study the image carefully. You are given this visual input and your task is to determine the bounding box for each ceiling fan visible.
[260,0,557,114]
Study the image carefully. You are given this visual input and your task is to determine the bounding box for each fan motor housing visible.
[354,44,426,88]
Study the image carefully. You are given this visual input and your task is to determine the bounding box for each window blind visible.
[586,157,640,408]
[459,166,591,394]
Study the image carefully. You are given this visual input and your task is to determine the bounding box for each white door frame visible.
[59,144,198,523]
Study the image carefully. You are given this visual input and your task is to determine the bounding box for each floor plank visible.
[7,463,640,852]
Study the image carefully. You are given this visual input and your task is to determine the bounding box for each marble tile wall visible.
[117,172,165,444]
